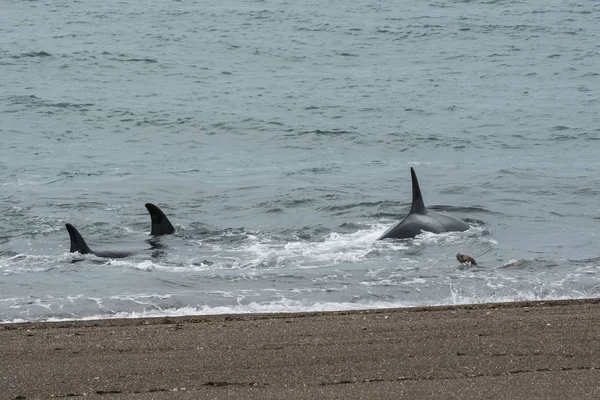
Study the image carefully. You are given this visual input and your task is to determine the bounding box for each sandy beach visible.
[2,299,600,399]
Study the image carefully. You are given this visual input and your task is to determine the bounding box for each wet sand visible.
[2,299,600,399]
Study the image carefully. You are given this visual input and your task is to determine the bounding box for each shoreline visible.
[3,297,600,329]
[3,298,600,399]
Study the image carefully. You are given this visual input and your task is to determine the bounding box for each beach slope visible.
[2,299,600,399]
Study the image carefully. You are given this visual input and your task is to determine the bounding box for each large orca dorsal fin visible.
[65,223,93,254]
[145,203,175,236]
[409,167,426,214]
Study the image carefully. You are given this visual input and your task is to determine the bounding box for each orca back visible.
[378,167,469,240]
[65,223,93,254]
[145,203,175,236]
[65,223,135,258]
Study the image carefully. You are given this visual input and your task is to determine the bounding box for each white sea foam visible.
[106,259,157,271]
[412,226,493,246]
[4,292,598,324]
[109,293,172,304]
[0,254,58,275]
[230,223,404,270]
[104,258,220,272]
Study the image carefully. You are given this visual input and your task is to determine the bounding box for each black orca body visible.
[65,223,135,258]
[145,203,175,235]
[378,168,470,240]
[65,203,174,259]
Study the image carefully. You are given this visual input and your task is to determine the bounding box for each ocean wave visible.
[4,95,94,114]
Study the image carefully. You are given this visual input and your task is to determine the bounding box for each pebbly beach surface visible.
[2,299,600,399]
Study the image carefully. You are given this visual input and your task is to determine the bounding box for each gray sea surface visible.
[1,0,600,322]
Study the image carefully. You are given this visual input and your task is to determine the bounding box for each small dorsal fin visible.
[409,167,426,214]
[145,203,175,236]
[65,223,93,254]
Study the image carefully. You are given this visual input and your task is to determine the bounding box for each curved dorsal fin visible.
[145,203,175,236]
[409,167,426,214]
[65,223,93,254]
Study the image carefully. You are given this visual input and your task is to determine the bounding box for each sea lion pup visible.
[456,253,477,266]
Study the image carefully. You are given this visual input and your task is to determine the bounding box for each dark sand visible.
[2,299,600,399]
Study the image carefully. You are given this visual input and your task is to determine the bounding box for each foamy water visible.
[2,0,600,322]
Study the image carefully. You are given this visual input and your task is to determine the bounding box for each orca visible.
[145,203,175,235]
[378,167,470,240]
[65,223,135,259]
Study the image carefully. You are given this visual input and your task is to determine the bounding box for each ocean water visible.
[1,0,600,322]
